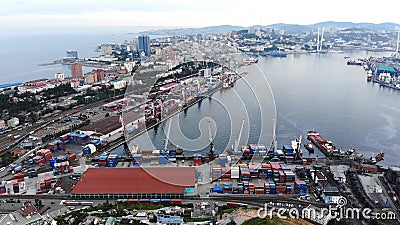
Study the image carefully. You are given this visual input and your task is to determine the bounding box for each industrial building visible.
[330,165,349,184]
[70,167,196,198]
[79,116,122,138]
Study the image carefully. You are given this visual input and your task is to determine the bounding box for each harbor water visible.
[0,29,398,166]
[126,52,400,166]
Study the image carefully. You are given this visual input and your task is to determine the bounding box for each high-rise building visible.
[92,69,105,81]
[71,63,83,79]
[66,50,78,59]
[101,44,112,56]
[138,35,151,57]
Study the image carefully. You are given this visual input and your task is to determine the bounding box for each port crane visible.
[162,119,172,155]
[208,121,216,159]
[232,119,245,154]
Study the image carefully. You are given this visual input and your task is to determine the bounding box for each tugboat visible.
[304,142,314,153]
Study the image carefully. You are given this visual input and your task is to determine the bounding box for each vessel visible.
[304,143,314,153]
[306,130,341,157]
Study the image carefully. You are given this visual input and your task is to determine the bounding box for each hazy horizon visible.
[1,0,399,29]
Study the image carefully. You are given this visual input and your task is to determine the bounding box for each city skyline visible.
[1,0,399,29]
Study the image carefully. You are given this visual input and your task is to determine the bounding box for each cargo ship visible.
[306,131,341,157]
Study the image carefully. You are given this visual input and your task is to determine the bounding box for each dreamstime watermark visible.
[257,197,396,221]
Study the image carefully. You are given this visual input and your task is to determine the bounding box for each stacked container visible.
[13,173,24,182]
[107,154,118,167]
[67,133,90,145]
[249,182,255,194]
[264,182,270,194]
[13,180,19,193]
[212,166,222,180]
[286,183,293,194]
[213,186,223,193]
[276,183,286,194]
[294,180,307,196]
[249,165,258,179]
[258,168,268,179]
[219,154,228,167]
[193,154,202,166]
[255,185,265,194]
[0,184,6,194]
[69,154,77,162]
[132,154,143,166]
[283,144,294,156]
[82,144,96,156]
[279,170,286,183]
[58,155,68,162]
[53,161,70,175]
[44,176,51,189]
[28,168,37,178]
[243,181,251,194]
[49,157,58,168]
[91,140,102,150]
[44,151,53,162]
[285,156,294,164]
[269,181,276,194]
[222,167,231,181]
[239,164,250,180]
[60,134,69,144]
[242,146,251,158]
[159,156,168,165]
[98,156,108,167]
[285,171,295,182]
[223,185,232,194]
[47,140,65,152]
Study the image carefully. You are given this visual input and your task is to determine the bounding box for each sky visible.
[0,0,399,29]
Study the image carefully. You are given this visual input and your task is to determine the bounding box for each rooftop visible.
[80,116,121,135]
[71,167,195,194]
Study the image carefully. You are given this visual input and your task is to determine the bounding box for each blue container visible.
[49,158,57,168]
[91,140,101,145]
[161,199,171,204]
[150,199,161,204]
[98,156,108,161]
[213,186,223,193]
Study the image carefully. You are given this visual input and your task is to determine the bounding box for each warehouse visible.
[79,116,122,137]
[70,167,196,198]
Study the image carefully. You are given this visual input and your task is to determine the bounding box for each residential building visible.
[71,63,83,79]
[55,72,65,80]
[7,117,19,128]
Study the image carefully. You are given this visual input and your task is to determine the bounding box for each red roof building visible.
[71,167,196,198]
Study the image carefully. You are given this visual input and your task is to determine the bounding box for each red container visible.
[171,199,182,204]
[128,199,139,204]
[13,173,24,179]
[69,154,76,162]
[44,152,53,161]
[38,158,45,164]
[60,135,69,142]
[227,202,238,207]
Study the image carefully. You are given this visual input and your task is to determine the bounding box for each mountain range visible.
[140,21,399,36]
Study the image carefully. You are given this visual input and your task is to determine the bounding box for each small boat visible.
[304,143,314,152]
